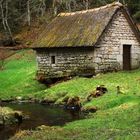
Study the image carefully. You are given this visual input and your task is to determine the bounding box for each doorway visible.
[123,45,131,70]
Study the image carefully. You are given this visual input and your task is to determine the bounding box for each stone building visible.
[32,2,140,81]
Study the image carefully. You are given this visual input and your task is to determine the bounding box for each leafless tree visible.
[52,0,58,16]
[27,0,31,27]
[0,0,13,41]
[39,0,46,17]
[83,0,89,10]
[65,0,77,12]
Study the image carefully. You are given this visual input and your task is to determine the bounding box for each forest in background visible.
[0,0,140,45]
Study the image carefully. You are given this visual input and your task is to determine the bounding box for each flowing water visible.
[0,103,83,140]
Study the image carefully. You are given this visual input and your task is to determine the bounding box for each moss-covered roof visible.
[32,2,125,48]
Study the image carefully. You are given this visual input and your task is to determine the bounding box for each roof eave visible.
[32,45,95,49]
[121,8,140,43]
[95,6,140,46]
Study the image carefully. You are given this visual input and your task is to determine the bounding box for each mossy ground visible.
[0,49,140,140]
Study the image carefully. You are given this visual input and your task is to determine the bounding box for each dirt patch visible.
[0,49,15,60]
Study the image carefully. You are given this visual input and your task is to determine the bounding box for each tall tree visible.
[0,0,13,41]
[38,0,46,16]
[27,0,31,27]
[83,0,89,10]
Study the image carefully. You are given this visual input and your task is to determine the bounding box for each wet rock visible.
[29,98,39,103]
[40,98,55,105]
[16,96,22,101]
[14,111,23,125]
[87,85,108,101]
[36,125,50,130]
[82,106,98,113]
[64,96,82,111]
[96,85,108,94]
[1,99,14,103]
[0,107,22,125]
[26,97,39,103]
[62,96,69,103]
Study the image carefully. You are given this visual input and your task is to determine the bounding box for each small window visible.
[51,56,55,64]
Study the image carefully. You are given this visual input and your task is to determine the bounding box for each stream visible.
[0,103,84,140]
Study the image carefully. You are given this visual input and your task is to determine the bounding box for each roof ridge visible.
[58,2,123,17]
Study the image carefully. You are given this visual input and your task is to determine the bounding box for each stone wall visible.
[94,10,140,73]
[35,10,140,80]
[36,48,95,80]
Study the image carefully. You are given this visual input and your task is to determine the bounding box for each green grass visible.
[24,70,139,140]
[40,70,140,107]
[0,49,46,100]
[0,49,140,140]
[11,102,140,140]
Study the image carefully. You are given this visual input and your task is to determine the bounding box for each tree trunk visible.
[123,0,126,4]
[41,0,46,16]
[85,0,89,10]
[5,0,13,41]
[0,0,7,34]
[53,0,58,16]
[68,1,71,12]
[0,0,13,42]
[27,0,31,27]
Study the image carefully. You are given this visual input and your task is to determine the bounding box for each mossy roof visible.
[32,2,139,48]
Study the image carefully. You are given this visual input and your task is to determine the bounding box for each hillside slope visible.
[0,49,46,100]
[0,49,140,139]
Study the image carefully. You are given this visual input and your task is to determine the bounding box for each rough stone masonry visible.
[94,10,140,73]
[33,3,140,81]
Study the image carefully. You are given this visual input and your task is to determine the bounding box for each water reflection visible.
[0,103,84,140]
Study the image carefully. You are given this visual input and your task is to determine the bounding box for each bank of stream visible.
[0,103,84,140]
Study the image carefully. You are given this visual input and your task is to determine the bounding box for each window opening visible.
[51,56,55,64]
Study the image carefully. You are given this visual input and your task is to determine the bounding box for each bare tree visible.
[83,0,89,10]
[40,0,46,17]
[0,0,13,41]
[52,0,59,16]
[122,0,126,4]
[65,1,72,12]
[27,0,31,27]
[0,0,7,33]
[5,0,13,40]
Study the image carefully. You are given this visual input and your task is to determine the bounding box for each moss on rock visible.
[0,107,22,125]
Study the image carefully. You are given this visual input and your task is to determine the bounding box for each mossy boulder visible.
[82,106,98,113]
[0,107,22,125]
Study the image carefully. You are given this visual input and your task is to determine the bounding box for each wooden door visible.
[123,45,131,70]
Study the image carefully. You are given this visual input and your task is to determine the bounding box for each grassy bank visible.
[0,49,46,100]
[0,49,140,139]
[42,71,140,106]
[11,102,140,140]
[11,70,140,140]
